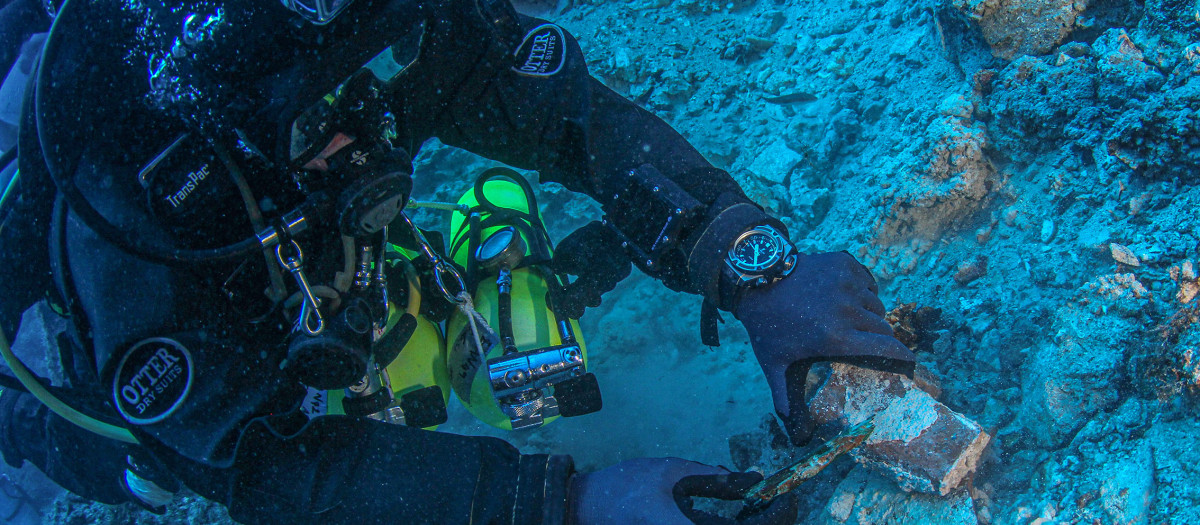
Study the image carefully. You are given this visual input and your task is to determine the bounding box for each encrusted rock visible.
[728,414,792,471]
[953,255,988,285]
[1019,306,1129,447]
[1091,442,1155,525]
[1102,74,1200,178]
[751,9,786,37]
[1161,324,1200,395]
[1110,242,1141,266]
[808,364,992,495]
[821,467,976,525]
[872,106,997,245]
[885,303,943,352]
[1087,273,1150,301]
[975,223,994,244]
[972,69,997,95]
[937,94,973,119]
[1182,43,1200,76]
[746,139,803,185]
[987,53,1098,156]
[1170,260,1200,304]
[1091,29,1165,113]
[951,0,1087,60]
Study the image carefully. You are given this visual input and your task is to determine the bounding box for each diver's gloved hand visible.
[734,251,915,446]
[551,222,632,319]
[570,457,797,525]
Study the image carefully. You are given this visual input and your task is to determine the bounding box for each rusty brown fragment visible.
[742,417,876,509]
[884,302,942,351]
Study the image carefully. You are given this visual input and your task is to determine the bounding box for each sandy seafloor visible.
[13,0,1200,523]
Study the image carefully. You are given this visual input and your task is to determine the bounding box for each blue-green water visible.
[3,0,1200,523]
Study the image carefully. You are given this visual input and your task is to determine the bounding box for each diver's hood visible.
[30,0,424,264]
[39,0,424,159]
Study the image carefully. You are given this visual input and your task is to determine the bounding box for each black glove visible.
[569,457,797,525]
[735,251,915,446]
[551,222,632,319]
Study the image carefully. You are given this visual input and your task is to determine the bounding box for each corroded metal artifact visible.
[742,417,875,509]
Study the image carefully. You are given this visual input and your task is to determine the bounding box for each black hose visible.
[0,367,124,428]
[0,147,16,211]
[50,193,100,376]
[34,0,261,266]
[471,168,553,265]
[496,269,517,355]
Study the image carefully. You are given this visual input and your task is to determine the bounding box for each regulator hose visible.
[0,324,137,444]
[0,147,17,215]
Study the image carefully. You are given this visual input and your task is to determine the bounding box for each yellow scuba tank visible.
[324,255,452,430]
[444,168,599,431]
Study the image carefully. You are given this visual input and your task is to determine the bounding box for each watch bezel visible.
[728,228,784,272]
[724,225,796,284]
[716,223,797,311]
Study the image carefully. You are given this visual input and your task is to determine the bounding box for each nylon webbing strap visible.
[700,299,724,347]
[685,197,784,347]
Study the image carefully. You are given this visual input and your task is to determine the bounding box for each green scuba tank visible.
[444,168,597,431]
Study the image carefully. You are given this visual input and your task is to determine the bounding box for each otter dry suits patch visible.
[512,24,565,77]
[113,338,194,425]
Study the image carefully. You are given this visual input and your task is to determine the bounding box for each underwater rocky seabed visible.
[23,0,1200,523]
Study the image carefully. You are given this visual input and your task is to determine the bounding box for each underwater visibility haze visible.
[0,0,1199,523]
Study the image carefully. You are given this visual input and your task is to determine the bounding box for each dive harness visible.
[2,0,425,442]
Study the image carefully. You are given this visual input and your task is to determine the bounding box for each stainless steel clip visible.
[395,213,467,304]
[276,240,325,335]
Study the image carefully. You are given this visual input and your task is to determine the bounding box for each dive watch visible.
[719,224,798,309]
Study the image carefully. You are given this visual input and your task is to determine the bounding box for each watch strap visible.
[716,258,743,312]
[684,196,785,302]
[700,299,724,347]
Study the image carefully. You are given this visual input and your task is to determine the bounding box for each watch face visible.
[729,231,782,272]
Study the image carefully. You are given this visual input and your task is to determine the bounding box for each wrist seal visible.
[598,164,785,346]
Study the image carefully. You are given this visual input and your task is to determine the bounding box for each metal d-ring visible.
[433,260,467,304]
[395,212,468,304]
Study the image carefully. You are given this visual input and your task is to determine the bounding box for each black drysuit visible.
[0,0,775,522]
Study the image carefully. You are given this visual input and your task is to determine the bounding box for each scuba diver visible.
[0,0,917,522]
